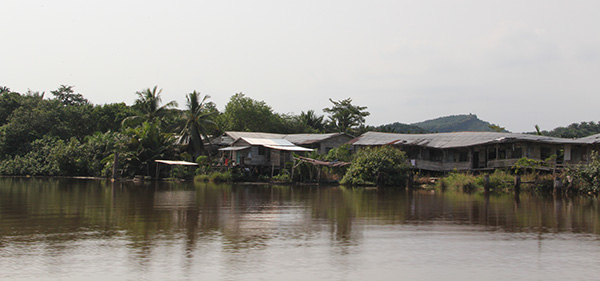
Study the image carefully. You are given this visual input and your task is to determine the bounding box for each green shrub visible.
[195,155,210,174]
[569,151,600,193]
[488,170,514,190]
[340,145,409,186]
[512,157,542,175]
[209,171,233,183]
[437,172,480,191]
[272,173,292,183]
[194,174,210,182]
[170,165,195,179]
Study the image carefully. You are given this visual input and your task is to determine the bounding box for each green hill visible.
[371,122,428,134]
[411,114,505,133]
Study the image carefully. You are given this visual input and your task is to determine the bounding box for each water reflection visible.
[2,179,600,243]
[1,178,600,280]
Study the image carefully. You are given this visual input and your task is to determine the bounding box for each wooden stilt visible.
[514,175,521,194]
[112,152,119,181]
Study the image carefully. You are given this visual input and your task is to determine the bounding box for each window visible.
[459,151,468,162]
[499,148,506,159]
[430,149,443,161]
[488,148,496,160]
[446,152,454,162]
[258,146,266,155]
[540,147,552,160]
[512,148,522,159]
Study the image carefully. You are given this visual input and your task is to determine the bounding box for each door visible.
[472,151,479,169]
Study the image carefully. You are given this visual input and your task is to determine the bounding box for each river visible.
[1,178,599,280]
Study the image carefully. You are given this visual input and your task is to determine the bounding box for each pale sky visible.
[2,0,599,132]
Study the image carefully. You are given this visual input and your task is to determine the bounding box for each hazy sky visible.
[2,0,599,132]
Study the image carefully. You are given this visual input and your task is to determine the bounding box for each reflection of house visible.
[349,131,597,172]
[218,132,353,154]
[219,137,313,171]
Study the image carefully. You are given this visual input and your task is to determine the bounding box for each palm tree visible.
[299,110,325,132]
[122,86,178,127]
[178,91,217,159]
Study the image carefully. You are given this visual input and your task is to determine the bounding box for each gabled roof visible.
[349,131,581,149]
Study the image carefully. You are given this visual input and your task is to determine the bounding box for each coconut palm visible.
[178,91,217,158]
[122,86,178,127]
[299,110,325,132]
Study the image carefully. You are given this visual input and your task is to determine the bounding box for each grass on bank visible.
[194,171,233,183]
[433,170,557,193]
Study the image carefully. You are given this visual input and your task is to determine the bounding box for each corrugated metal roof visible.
[577,133,600,144]
[263,145,314,152]
[283,133,347,144]
[234,137,314,152]
[241,138,293,146]
[223,132,350,145]
[218,146,251,151]
[155,160,199,166]
[350,131,582,149]
[225,132,284,140]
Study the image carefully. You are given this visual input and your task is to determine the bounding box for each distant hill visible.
[374,114,504,134]
[371,122,428,134]
[411,114,504,133]
[376,115,600,137]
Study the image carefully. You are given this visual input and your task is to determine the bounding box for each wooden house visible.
[349,131,595,172]
[219,137,313,172]
[218,132,353,154]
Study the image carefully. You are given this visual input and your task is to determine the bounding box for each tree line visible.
[0,85,371,178]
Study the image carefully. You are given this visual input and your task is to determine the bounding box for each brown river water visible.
[1,178,599,280]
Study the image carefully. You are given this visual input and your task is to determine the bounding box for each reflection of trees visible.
[1,178,600,266]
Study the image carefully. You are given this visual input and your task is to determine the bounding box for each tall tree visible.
[123,86,177,127]
[120,121,176,177]
[299,110,325,132]
[219,93,282,132]
[51,85,89,106]
[323,98,370,134]
[178,91,217,158]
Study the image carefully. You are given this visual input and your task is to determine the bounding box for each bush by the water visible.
[436,170,515,192]
[436,172,480,191]
[569,151,600,193]
[194,171,233,183]
[340,145,409,186]
[271,173,292,183]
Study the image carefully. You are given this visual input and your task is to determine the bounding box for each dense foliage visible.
[340,146,409,186]
[0,85,374,178]
[535,121,600,138]
[1,83,598,184]
[569,151,600,193]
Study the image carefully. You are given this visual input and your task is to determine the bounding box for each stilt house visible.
[349,131,596,172]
